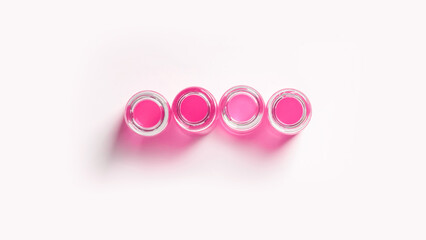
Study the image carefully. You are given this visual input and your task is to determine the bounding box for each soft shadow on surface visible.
[106,114,297,167]
[108,118,202,165]
[213,115,297,158]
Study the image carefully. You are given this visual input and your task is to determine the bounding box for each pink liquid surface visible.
[132,99,163,128]
[180,94,208,123]
[227,94,258,122]
[275,97,303,125]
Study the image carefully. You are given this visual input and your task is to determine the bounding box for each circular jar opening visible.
[227,93,258,123]
[219,86,264,134]
[173,87,217,133]
[275,97,304,125]
[124,91,170,136]
[267,88,311,135]
[132,99,163,129]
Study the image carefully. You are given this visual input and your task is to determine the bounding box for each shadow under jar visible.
[267,88,312,135]
[172,87,217,134]
[219,85,264,135]
[124,90,171,137]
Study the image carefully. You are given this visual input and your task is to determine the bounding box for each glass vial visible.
[172,87,217,134]
[219,85,264,134]
[267,88,312,135]
[124,90,170,136]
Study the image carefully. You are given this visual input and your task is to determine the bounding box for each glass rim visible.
[124,90,170,136]
[219,85,264,133]
[172,87,217,133]
[267,88,312,134]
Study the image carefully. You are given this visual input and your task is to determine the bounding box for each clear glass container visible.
[124,90,170,137]
[172,87,217,134]
[219,85,264,134]
[267,88,312,135]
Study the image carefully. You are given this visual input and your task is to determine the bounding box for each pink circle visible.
[132,99,163,128]
[180,94,209,123]
[227,93,258,122]
[275,97,303,125]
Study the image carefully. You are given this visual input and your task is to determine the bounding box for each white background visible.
[1,0,425,239]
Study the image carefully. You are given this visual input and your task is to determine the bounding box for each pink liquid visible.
[180,94,208,123]
[132,99,163,128]
[227,94,258,122]
[275,97,303,125]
